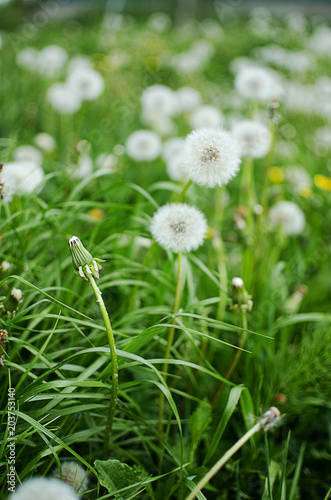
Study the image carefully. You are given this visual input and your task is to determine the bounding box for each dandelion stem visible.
[211,311,247,405]
[158,251,183,440]
[261,120,276,214]
[176,179,193,203]
[85,273,118,458]
[185,419,263,500]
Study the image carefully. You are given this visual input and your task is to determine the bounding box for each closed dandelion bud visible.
[69,236,105,280]
[3,288,23,312]
[0,329,8,366]
[230,277,253,313]
[0,261,11,280]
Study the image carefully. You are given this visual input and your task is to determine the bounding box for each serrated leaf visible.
[95,459,144,499]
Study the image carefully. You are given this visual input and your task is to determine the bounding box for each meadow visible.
[0,3,331,499]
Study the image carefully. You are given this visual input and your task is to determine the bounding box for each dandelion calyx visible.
[69,236,105,280]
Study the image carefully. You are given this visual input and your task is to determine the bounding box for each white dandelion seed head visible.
[67,67,104,101]
[69,154,93,179]
[162,137,186,163]
[67,56,93,74]
[96,153,118,172]
[37,45,68,77]
[182,127,241,188]
[9,477,79,500]
[16,47,39,71]
[1,161,44,200]
[308,26,331,58]
[13,145,43,165]
[232,277,244,288]
[53,461,89,494]
[125,130,162,161]
[147,12,172,33]
[141,108,177,136]
[175,86,202,112]
[189,105,225,129]
[200,18,224,41]
[47,83,82,114]
[269,201,305,235]
[170,52,204,73]
[150,203,207,253]
[34,133,56,153]
[141,85,178,117]
[285,166,312,194]
[235,66,283,102]
[232,120,271,158]
[166,156,189,182]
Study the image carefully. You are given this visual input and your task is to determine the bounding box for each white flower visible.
[34,133,56,153]
[150,203,207,253]
[182,128,241,188]
[96,153,117,172]
[67,67,104,101]
[162,137,186,163]
[308,26,331,58]
[47,83,82,114]
[269,201,305,235]
[125,130,162,161]
[175,87,202,112]
[53,461,88,493]
[1,161,44,201]
[189,105,225,129]
[13,145,43,165]
[69,154,93,179]
[235,66,282,101]
[10,477,79,500]
[16,47,39,70]
[141,109,176,135]
[67,56,93,73]
[285,167,311,194]
[232,120,271,158]
[37,45,68,77]
[166,156,189,182]
[147,12,172,32]
[200,18,224,41]
[141,85,178,117]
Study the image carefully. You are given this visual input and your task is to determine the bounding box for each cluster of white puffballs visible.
[16,45,104,114]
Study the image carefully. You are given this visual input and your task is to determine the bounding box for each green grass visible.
[0,4,330,499]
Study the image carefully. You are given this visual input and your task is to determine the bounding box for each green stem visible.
[158,251,183,439]
[185,419,263,500]
[261,120,276,214]
[176,179,192,203]
[211,311,247,406]
[85,271,118,458]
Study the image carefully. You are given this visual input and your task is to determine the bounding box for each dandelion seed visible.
[9,477,79,500]
[34,133,56,153]
[189,105,225,129]
[125,130,162,161]
[182,128,241,188]
[47,83,82,114]
[235,66,282,102]
[269,201,305,235]
[150,203,207,253]
[67,67,104,101]
[0,161,44,201]
[37,45,68,77]
[141,85,178,117]
[232,120,271,158]
[175,86,202,112]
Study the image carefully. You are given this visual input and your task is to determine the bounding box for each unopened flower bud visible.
[69,236,105,280]
[230,277,253,313]
[3,288,23,312]
[0,329,8,366]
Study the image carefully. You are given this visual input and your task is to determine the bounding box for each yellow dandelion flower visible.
[88,208,103,220]
[269,166,284,184]
[314,174,331,191]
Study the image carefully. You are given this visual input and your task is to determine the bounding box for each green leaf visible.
[95,459,144,499]
[204,385,244,464]
[189,399,212,462]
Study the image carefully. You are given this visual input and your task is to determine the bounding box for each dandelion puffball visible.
[182,127,241,188]
[53,461,88,493]
[269,201,305,235]
[150,203,207,253]
[9,477,79,500]
[235,66,282,101]
[232,120,271,158]
[125,130,162,161]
